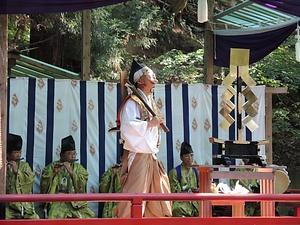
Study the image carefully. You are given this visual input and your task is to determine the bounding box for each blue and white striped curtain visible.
[8,77,265,216]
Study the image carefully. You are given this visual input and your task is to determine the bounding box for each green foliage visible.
[89,0,164,81]
[250,36,300,171]
[148,49,204,84]
[8,1,165,81]
[250,37,300,91]
[59,12,82,36]
[8,15,30,50]
[123,0,163,49]
[272,106,300,170]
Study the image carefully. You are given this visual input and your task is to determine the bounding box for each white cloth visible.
[120,98,159,154]
[8,78,266,217]
[120,91,159,170]
[198,0,208,23]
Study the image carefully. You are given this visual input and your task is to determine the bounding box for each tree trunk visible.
[29,15,65,68]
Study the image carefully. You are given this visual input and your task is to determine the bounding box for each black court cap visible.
[7,133,22,153]
[61,135,76,153]
[129,59,145,84]
[180,140,193,156]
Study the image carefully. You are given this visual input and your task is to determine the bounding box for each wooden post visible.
[82,10,91,81]
[265,91,272,164]
[0,14,8,219]
[120,71,128,101]
[204,0,214,84]
[265,87,288,164]
[258,167,275,217]
[197,167,212,217]
[131,197,143,218]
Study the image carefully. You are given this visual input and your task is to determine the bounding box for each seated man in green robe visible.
[40,135,94,219]
[168,140,199,217]
[6,133,39,219]
[99,163,122,218]
[230,159,260,216]
[99,142,123,218]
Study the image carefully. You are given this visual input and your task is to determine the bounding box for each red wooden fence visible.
[1,193,300,225]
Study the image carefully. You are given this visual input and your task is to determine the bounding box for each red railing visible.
[1,193,300,225]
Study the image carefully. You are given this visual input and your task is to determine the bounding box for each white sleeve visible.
[120,99,159,154]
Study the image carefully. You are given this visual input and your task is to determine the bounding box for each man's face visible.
[181,153,194,167]
[7,150,22,161]
[60,150,77,162]
[142,67,158,84]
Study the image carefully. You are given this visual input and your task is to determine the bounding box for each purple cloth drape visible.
[0,0,128,14]
[214,23,297,67]
[251,0,300,17]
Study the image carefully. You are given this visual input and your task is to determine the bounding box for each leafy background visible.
[7,0,300,187]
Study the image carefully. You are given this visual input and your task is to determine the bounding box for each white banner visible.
[8,77,265,216]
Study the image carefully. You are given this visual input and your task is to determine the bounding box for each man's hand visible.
[192,187,199,193]
[7,161,18,174]
[63,162,74,177]
[120,173,128,186]
[157,139,161,148]
[112,164,121,175]
[54,163,63,174]
[148,116,164,128]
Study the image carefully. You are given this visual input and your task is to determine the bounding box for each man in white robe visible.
[115,59,172,218]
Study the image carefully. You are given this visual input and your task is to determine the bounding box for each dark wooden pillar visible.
[0,14,8,219]
[82,10,91,81]
[204,0,214,84]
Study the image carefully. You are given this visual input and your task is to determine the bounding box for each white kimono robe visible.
[115,90,172,218]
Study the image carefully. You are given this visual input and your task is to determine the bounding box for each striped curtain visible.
[8,77,265,216]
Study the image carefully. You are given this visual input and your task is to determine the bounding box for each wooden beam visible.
[120,71,128,101]
[265,87,288,94]
[204,0,214,84]
[265,92,272,164]
[82,10,91,81]
[0,14,8,219]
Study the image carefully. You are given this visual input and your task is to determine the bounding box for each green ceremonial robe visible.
[230,168,260,216]
[229,168,259,192]
[99,167,122,218]
[40,161,94,219]
[6,161,39,219]
[168,164,199,217]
